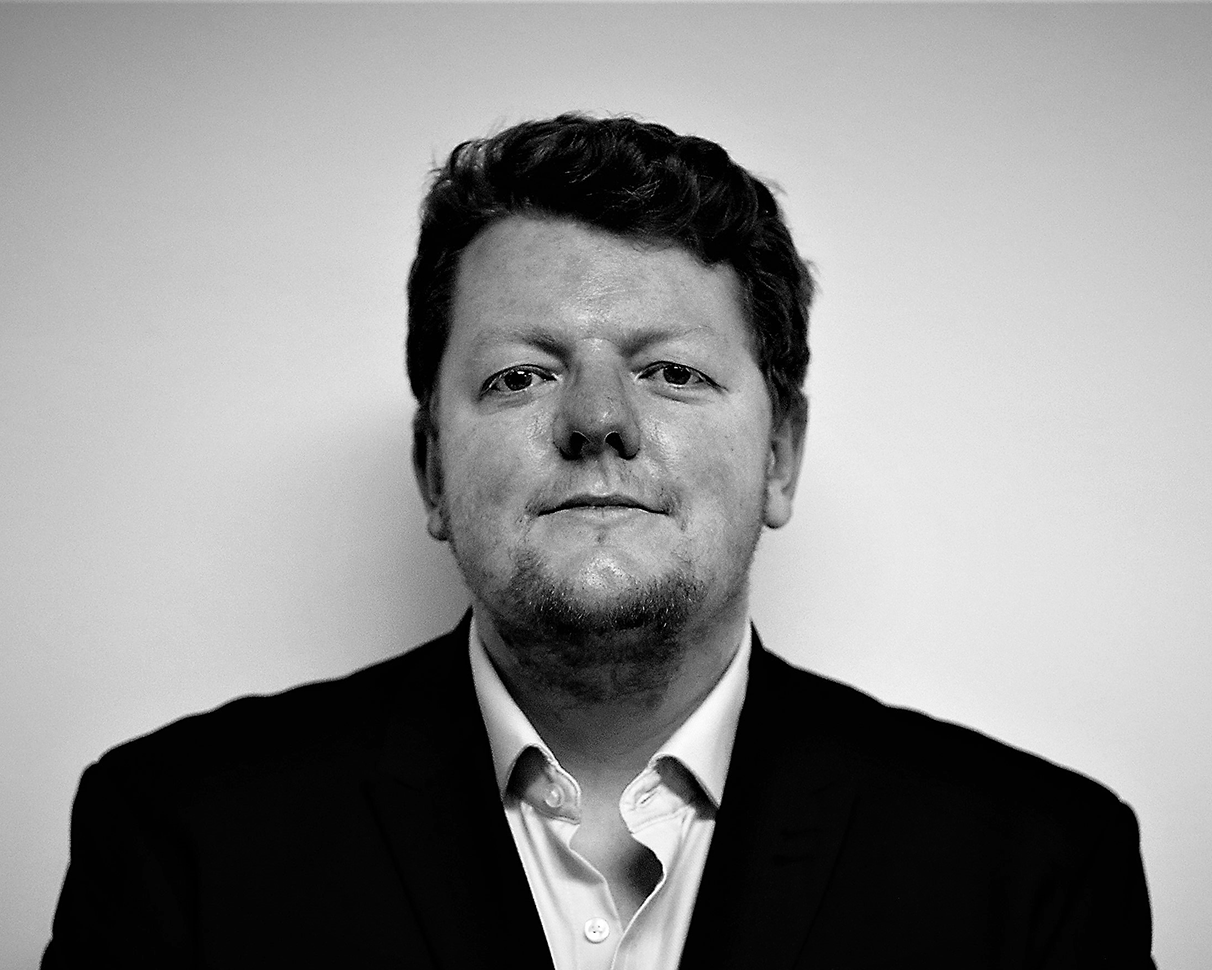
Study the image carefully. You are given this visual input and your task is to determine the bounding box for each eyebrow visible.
[483,324,567,357]
[481,321,714,357]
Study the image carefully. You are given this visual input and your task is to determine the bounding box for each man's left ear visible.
[763,395,808,529]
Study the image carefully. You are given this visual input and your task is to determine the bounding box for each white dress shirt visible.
[469,617,751,970]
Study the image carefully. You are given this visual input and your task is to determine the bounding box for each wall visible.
[2,5,1208,967]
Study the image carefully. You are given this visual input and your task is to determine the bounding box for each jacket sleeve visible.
[42,762,196,969]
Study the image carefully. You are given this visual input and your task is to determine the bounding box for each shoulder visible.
[86,619,472,807]
[723,643,1153,963]
[747,645,1134,838]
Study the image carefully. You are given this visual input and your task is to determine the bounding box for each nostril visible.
[562,431,586,459]
[554,399,640,459]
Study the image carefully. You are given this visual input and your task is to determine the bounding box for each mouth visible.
[540,493,663,515]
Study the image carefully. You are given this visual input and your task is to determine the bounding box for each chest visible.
[570,794,663,924]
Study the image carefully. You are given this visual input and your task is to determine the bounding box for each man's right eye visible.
[482,367,552,396]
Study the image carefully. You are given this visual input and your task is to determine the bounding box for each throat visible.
[501,622,686,710]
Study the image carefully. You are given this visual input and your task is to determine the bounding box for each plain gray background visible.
[3,4,1209,967]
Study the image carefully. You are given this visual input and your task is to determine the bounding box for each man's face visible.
[416,216,803,675]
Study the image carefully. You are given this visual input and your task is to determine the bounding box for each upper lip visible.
[543,493,661,514]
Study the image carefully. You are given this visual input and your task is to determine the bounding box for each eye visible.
[481,366,555,396]
[640,362,712,388]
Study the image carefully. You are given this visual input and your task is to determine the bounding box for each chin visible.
[457,536,754,704]
[555,554,666,598]
[471,548,703,699]
[513,549,703,635]
[500,571,706,705]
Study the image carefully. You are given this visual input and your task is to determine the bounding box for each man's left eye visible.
[641,363,709,387]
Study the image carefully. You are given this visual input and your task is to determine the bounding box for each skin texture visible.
[414,215,806,767]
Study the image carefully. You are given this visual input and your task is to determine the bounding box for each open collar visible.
[468,613,750,807]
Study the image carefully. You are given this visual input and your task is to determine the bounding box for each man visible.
[44,114,1154,968]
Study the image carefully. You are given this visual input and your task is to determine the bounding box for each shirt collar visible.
[468,614,751,808]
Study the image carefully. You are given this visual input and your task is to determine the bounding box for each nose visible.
[553,363,641,460]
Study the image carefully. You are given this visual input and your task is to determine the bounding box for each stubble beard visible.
[446,519,763,710]
[490,547,709,708]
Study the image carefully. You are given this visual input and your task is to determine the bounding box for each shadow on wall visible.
[258,402,475,676]
[60,398,477,746]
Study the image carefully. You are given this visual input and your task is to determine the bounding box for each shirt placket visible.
[606,767,694,969]
[528,761,626,970]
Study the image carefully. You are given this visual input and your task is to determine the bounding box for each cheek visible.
[439,422,536,519]
[448,459,510,518]
[661,420,770,515]
[705,454,768,517]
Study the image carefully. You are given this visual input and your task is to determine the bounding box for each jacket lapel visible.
[365,617,553,969]
[680,634,859,969]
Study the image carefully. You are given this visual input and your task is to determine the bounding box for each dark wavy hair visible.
[406,113,813,440]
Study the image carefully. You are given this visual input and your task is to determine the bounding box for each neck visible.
[475,606,747,782]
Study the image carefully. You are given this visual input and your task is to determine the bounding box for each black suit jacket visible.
[44,616,1154,968]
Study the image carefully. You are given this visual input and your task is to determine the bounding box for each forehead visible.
[450,216,749,345]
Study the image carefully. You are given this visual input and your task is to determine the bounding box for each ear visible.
[763,395,808,529]
[412,415,449,542]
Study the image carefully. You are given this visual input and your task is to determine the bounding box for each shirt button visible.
[583,917,610,943]
[543,786,564,809]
